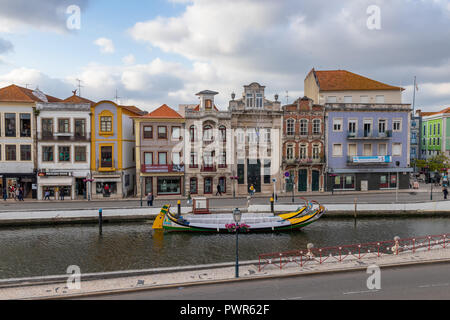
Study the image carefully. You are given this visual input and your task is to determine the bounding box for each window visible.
[375,95,385,103]
[255,93,263,108]
[264,160,271,184]
[158,126,167,139]
[423,125,426,136]
[299,144,307,159]
[190,178,198,194]
[264,129,271,143]
[348,120,357,134]
[157,177,181,195]
[172,152,181,165]
[378,119,386,133]
[438,123,441,135]
[218,177,226,193]
[190,152,197,167]
[333,118,343,132]
[100,146,113,168]
[189,126,197,142]
[393,143,402,156]
[312,144,320,160]
[203,125,213,141]
[286,119,295,135]
[144,152,153,165]
[246,93,254,108]
[58,119,70,133]
[100,116,112,133]
[5,113,16,137]
[20,145,31,161]
[204,178,213,194]
[219,151,227,167]
[378,143,387,156]
[42,146,54,162]
[393,119,402,132]
[327,96,337,103]
[20,114,31,137]
[158,152,167,165]
[58,146,71,162]
[171,127,181,140]
[75,119,86,137]
[300,119,308,135]
[344,96,353,103]
[75,146,86,162]
[363,144,372,156]
[363,120,372,137]
[6,145,16,161]
[313,119,321,135]
[360,96,369,103]
[219,126,227,142]
[238,161,245,184]
[203,151,214,166]
[143,126,153,139]
[348,144,357,156]
[205,99,212,110]
[42,119,53,137]
[286,144,294,160]
[333,144,343,157]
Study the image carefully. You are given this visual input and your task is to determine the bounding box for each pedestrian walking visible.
[15,186,19,201]
[216,184,222,196]
[18,187,24,201]
[60,188,65,200]
[249,184,255,196]
[44,189,51,200]
[147,192,154,207]
[444,186,449,200]
[2,187,7,201]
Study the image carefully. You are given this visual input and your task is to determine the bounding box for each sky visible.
[0,0,449,113]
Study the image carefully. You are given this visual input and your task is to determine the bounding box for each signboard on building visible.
[351,156,392,164]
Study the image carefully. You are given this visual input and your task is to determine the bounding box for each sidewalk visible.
[1,240,449,300]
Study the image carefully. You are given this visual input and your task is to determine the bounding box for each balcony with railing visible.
[347,130,392,140]
[38,131,91,142]
[201,164,217,172]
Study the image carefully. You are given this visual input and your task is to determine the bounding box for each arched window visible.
[286,119,295,136]
[300,119,308,135]
[204,177,213,194]
[205,99,212,109]
[219,177,226,193]
[190,178,198,194]
[313,119,321,135]
[219,126,227,142]
[203,125,213,142]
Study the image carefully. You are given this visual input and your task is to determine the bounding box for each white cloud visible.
[122,54,136,65]
[94,37,115,54]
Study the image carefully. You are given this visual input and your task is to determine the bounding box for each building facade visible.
[304,69,404,105]
[420,108,450,159]
[0,85,61,199]
[183,90,232,197]
[134,104,185,198]
[282,97,326,193]
[90,100,145,199]
[410,112,422,168]
[36,101,92,200]
[229,83,283,196]
[325,103,412,191]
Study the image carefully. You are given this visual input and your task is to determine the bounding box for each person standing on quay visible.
[443,186,449,200]
[147,192,154,207]
[3,187,7,201]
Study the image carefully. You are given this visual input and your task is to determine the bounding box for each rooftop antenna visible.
[114,89,121,104]
[24,83,32,89]
[412,76,417,115]
[285,90,289,105]
[75,79,84,97]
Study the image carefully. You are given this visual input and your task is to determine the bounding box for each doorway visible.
[298,169,307,192]
[247,159,261,193]
[312,170,320,192]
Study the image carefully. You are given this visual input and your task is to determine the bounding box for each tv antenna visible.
[114,89,121,103]
[75,79,84,97]
[285,91,289,105]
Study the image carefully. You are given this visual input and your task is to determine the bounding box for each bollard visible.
[98,208,103,234]
[270,197,274,213]
[354,198,357,220]
[177,200,181,217]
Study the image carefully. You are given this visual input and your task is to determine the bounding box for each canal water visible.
[0,217,449,280]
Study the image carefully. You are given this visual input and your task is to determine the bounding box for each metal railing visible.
[258,233,448,272]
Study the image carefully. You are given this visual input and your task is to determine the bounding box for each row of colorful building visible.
[0,69,448,200]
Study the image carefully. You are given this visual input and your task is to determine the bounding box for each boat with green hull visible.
[152,200,325,233]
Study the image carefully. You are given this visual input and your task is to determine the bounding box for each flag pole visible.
[412,76,416,115]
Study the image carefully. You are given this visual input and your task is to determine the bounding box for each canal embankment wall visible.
[0,201,449,227]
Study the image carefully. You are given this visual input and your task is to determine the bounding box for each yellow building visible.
[90,100,146,199]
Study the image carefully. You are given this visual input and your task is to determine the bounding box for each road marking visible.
[343,289,380,295]
[418,283,450,288]
[282,296,303,300]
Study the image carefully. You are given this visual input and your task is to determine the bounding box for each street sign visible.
[284,172,290,178]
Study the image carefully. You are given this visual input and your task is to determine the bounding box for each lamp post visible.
[233,208,242,278]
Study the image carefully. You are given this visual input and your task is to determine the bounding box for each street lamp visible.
[233,208,242,278]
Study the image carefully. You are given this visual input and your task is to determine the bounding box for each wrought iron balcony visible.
[141,164,185,173]
[347,130,392,139]
[38,132,91,142]
[201,164,217,172]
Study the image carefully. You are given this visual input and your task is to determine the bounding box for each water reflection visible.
[0,217,449,279]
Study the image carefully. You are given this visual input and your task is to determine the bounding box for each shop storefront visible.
[92,175,122,199]
[37,172,73,200]
[157,177,182,195]
[1,173,36,199]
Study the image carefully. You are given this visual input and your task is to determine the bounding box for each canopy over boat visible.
[152,200,326,233]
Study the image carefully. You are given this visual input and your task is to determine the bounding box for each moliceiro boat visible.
[152,200,326,233]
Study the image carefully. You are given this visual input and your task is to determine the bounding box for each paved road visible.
[81,262,450,300]
[0,189,446,212]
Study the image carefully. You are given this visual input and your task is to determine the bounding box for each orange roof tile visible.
[0,84,62,103]
[138,104,183,119]
[63,93,95,105]
[122,105,147,116]
[421,107,450,117]
[313,69,404,92]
